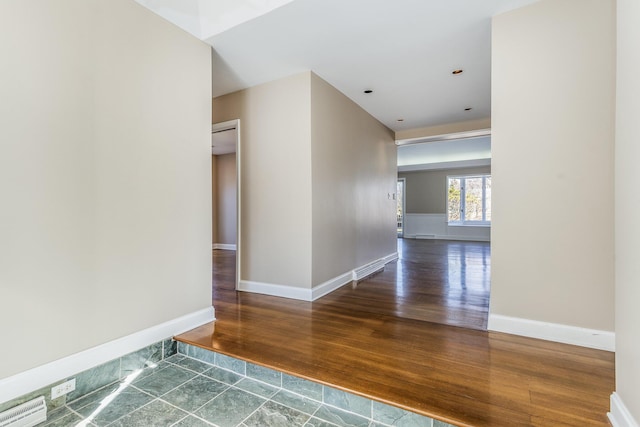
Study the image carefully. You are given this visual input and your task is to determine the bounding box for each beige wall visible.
[212,73,312,288]
[399,166,491,214]
[491,0,615,330]
[0,0,212,379]
[211,155,219,243]
[212,72,396,290]
[214,153,237,245]
[310,73,396,286]
[615,0,640,420]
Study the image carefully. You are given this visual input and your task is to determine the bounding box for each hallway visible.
[212,238,491,330]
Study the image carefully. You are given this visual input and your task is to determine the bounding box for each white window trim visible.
[446,174,491,226]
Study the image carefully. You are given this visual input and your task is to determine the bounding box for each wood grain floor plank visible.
[176,240,614,426]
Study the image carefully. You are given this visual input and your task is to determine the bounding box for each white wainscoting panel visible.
[403,213,490,241]
[404,213,445,238]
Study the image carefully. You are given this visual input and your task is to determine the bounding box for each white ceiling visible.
[137,0,537,133]
[210,0,543,132]
[398,136,491,171]
[138,0,538,169]
[134,0,297,40]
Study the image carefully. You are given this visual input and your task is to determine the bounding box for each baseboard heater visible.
[0,396,46,427]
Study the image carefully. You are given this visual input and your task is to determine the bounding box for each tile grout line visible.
[160,361,232,404]
[156,395,221,427]
[212,354,364,423]
[167,413,191,427]
[236,397,270,426]
[181,351,363,426]
[100,396,160,427]
[179,344,430,427]
[57,361,399,427]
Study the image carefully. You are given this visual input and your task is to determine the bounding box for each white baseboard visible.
[439,234,489,242]
[311,272,353,300]
[239,252,398,302]
[0,307,215,405]
[405,234,490,242]
[383,252,399,264]
[488,314,615,351]
[238,280,313,301]
[609,392,639,427]
[213,243,236,250]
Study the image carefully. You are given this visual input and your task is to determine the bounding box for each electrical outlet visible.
[51,378,76,399]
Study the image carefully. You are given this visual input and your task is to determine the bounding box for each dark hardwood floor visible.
[342,238,490,329]
[176,239,614,427]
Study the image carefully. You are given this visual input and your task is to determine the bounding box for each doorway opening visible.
[211,119,241,289]
[394,131,491,329]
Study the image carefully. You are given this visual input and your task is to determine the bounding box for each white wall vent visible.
[0,396,47,427]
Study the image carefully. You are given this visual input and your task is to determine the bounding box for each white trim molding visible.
[211,119,239,133]
[488,314,615,351]
[239,253,399,302]
[403,213,490,242]
[396,128,491,146]
[238,280,313,301]
[0,307,215,405]
[383,253,399,264]
[311,272,353,301]
[407,234,490,242]
[312,252,398,300]
[609,392,639,427]
[213,243,237,250]
[398,158,491,172]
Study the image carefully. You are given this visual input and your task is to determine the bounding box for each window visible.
[447,174,491,225]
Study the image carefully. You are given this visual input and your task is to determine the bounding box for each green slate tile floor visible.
[35,351,453,427]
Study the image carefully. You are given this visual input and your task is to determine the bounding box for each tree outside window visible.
[447,175,491,225]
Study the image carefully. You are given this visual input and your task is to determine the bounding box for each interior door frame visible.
[212,119,241,289]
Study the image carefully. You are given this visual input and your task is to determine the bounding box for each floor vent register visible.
[0,396,47,427]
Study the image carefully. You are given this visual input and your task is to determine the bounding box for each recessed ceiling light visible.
[452,69,464,75]
[364,89,373,94]
[464,107,472,111]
